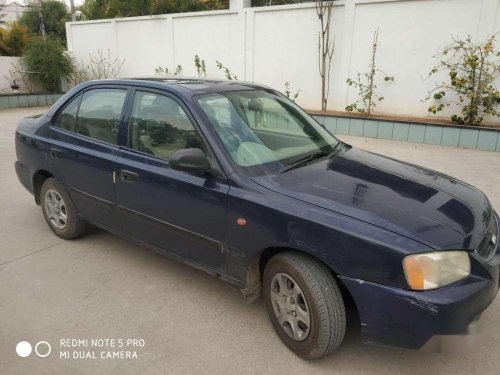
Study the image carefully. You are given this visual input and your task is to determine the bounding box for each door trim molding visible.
[116,205,223,250]
[82,215,245,289]
[70,188,114,210]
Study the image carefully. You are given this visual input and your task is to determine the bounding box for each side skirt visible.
[81,216,247,290]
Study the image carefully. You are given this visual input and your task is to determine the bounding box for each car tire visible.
[40,177,88,240]
[263,251,346,359]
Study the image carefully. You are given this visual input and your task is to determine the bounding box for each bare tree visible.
[85,49,125,80]
[315,0,335,111]
[71,50,125,85]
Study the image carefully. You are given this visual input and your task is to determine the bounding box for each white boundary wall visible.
[0,56,21,93]
[66,0,500,123]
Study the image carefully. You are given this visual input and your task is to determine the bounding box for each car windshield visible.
[196,89,339,175]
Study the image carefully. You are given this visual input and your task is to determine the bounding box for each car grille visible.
[477,214,499,260]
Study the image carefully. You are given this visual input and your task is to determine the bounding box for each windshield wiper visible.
[280,143,342,173]
[280,154,317,173]
[280,142,340,173]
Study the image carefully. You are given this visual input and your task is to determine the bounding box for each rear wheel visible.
[40,178,87,239]
[263,252,346,359]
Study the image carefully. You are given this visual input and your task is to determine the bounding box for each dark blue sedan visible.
[15,79,499,359]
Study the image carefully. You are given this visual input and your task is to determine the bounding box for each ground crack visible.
[0,240,66,266]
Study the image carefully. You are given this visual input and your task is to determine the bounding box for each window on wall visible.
[128,91,204,161]
[54,94,81,131]
[75,89,127,145]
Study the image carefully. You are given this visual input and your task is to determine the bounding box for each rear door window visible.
[75,89,127,145]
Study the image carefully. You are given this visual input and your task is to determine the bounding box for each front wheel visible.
[263,252,346,359]
[40,177,88,240]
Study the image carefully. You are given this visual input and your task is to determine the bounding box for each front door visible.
[48,87,129,230]
[114,90,229,272]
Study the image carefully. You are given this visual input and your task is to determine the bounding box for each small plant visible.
[284,81,301,102]
[155,65,182,76]
[345,28,394,115]
[216,60,238,80]
[194,55,207,78]
[22,36,75,92]
[425,35,500,125]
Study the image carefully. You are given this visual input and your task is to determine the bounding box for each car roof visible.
[84,77,275,96]
[46,77,279,118]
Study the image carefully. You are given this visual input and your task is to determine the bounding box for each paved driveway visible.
[1,107,500,374]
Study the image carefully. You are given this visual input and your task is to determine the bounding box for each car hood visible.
[251,146,493,251]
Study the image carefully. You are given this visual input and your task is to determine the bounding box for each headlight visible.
[403,251,470,290]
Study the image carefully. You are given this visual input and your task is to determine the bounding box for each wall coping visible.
[0,92,64,97]
[0,93,64,111]
[306,109,500,132]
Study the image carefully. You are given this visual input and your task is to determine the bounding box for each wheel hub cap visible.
[270,272,311,341]
[44,189,68,230]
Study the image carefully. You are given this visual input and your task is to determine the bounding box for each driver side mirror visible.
[169,148,210,173]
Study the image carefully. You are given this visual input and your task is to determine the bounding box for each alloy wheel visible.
[270,272,311,341]
[44,189,68,230]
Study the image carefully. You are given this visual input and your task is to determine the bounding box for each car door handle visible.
[120,170,139,183]
[49,148,63,158]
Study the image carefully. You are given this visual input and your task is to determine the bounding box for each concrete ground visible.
[1,106,500,375]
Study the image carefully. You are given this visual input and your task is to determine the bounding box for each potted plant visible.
[11,80,20,92]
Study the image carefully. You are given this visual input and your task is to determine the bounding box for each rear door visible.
[114,89,229,272]
[48,86,129,230]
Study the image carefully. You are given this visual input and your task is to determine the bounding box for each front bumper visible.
[340,246,500,349]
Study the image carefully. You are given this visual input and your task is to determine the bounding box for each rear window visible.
[54,94,81,131]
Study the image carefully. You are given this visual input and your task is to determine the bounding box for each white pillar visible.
[245,9,255,82]
[339,0,356,110]
[229,0,251,10]
[476,0,499,39]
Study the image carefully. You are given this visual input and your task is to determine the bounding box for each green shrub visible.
[425,35,500,125]
[22,37,75,92]
[19,0,69,40]
[0,22,31,56]
[151,0,225,15]
[80,0,227,20]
